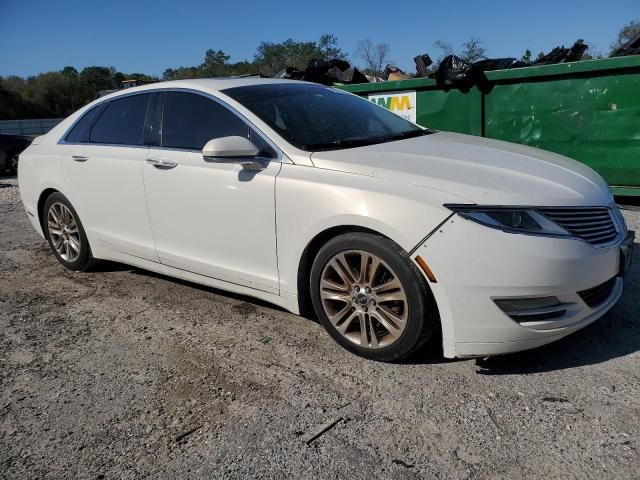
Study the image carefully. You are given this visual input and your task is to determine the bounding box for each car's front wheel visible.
[310,233,438,362]
[43,192,95,271]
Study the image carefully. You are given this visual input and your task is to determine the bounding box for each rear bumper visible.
[26,209,45,239]
[414,215,625,358]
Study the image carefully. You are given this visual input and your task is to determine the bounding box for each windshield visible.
[221,83,433,151]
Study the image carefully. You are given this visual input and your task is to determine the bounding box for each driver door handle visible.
[147,158,178,169]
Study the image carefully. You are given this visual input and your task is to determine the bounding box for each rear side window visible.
[89,94,150,145]
[64,104,106,143]
[162,92,248,150]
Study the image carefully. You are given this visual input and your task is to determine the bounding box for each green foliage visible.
[163,34,346,80]
[0,66,160,120]
[521,49,532,63]
[254,35,346,75]
[1,33,346,119]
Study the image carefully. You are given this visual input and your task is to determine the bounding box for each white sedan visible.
[18,78,634,361]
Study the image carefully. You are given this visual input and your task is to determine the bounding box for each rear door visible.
[62,93,158,260]
[142,91,281,293]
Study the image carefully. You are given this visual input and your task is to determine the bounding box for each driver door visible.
[142,91,281,294]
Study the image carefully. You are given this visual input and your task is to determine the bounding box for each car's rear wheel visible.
[43,192,95,271]
[310,232,438,362]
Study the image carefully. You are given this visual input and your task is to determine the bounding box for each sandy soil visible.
[1,175,639,479]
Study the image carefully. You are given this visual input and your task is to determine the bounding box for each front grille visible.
[537,207,618,246]
[578,277,617,307]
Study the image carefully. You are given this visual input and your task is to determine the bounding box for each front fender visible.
[275,163,459,296]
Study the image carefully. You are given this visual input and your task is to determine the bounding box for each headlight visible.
[612,205,628,232]
[445,205,570,236]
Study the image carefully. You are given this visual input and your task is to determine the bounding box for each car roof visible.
[98,77,307,101]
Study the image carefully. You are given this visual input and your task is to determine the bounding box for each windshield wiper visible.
[304,137,385,151]
[303,129,434,151]
[397,129,435,139]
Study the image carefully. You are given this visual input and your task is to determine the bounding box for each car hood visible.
[310,132,612,206]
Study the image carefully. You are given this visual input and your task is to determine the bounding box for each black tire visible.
[43,192,95,271]
[310,232,438,362]
[8,152,19,175]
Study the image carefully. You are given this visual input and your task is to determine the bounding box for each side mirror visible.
[202,136,265,171]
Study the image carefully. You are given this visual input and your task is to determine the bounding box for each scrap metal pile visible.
[271,38,639,87]
[272,59,369,85]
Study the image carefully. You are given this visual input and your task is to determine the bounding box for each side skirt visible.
[91,244,300,315]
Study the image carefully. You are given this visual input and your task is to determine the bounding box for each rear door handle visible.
[146,158,178,169]
[71,155,89,162]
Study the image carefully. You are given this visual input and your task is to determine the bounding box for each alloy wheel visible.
[47,202,81,262]
[319,250,408,349]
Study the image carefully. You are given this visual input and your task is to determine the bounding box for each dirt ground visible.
[1,174,639,480]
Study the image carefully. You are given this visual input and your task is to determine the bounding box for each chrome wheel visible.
[47,202,81,262]
[319,250,408,349]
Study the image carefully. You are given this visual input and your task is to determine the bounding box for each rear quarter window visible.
[63,103,106,143]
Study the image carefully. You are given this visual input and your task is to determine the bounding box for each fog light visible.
[494,296,567,323]
[494,296,560,312]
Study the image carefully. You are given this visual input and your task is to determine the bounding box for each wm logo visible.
[371,95,412,111]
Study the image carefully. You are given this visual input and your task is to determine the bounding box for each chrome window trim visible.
[61,142,150,150]
[58,87,289,164]
[59,92,151,147]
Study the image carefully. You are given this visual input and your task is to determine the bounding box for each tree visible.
[163,49,258,80]
[61,66,79,110]
[61,66,79,79]
[433,38,486,67]
[0,34,349,119]
[521,49,532,63]
[200,49,231,76]
[254,35,345,75]
[460,38,486,63]
[581,43,604,61]
[355,39,391,77]
[610,19,640,54]
[0,80,32,119]
[317,34,347,61]
[0,66,161,119]
[431,40,454,70]
[77,66,117,101]
[163,66,200,80]
[433,40,453,57]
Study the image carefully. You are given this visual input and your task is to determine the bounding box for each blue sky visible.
[0,0,637,77]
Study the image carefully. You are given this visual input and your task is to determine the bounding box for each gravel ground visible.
[1,174,639,480]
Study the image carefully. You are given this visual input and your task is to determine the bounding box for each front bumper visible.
[414,215,628,358]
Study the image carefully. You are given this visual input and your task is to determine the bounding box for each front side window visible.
[89,93,150,146]
[162,92,249,150]
[222,83,432,151]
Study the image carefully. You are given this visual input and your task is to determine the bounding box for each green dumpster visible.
[339,56,640,197]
